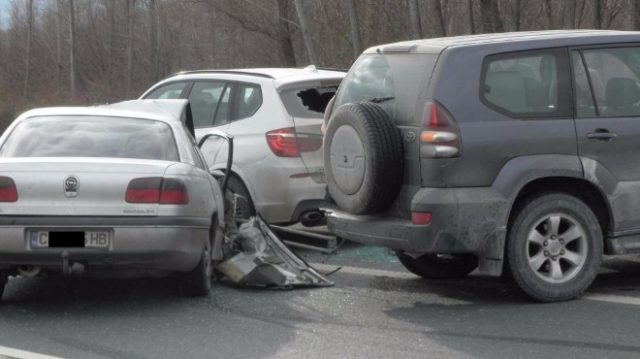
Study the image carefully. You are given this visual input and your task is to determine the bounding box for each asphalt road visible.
[1,242,640,359]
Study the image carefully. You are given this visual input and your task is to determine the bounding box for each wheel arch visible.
[506,176,613,253]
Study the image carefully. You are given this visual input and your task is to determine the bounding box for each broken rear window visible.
[280,85,339,118]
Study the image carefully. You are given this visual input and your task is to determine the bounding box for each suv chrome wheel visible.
[527,213,588,284]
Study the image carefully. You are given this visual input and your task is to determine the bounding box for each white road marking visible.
[311,263,418,279]
[583,293,640,306]
[0,345,63,359]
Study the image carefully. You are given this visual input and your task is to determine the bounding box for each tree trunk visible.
[69,0,76,99]
[293,0,317,65]
[276,0,297,67]
[407,0,423,38]
[595,0,603,29]
[149,0,159,82]
[432,0,447,36]
[467,0,476,34]
[480,0,504,33]
[23,0,33,102]
[55,0,63,87]
[126,0,136,96]
[346,0,362,58]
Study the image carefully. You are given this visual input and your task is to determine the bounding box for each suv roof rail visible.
[168,70,275,79]
[302,65,347,72]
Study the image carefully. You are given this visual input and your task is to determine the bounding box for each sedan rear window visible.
[0,116,179,161]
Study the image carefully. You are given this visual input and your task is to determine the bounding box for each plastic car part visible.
[216,215,333,288]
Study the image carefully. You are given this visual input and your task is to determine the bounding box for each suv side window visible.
[232,83,262,120]
[481,48,572,118]
[189,81,227,129]
[579,47,640,117]
[571,52,597,117]
[145,82,188,99]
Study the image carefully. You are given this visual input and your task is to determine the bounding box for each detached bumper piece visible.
[216,216,333,288]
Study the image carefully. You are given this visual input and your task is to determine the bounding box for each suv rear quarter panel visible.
[429,45,579,188]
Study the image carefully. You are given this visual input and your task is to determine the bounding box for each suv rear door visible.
[571,45,640,232]
[278,80,340,175]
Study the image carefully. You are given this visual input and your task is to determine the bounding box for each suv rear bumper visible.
[326,186,509,255]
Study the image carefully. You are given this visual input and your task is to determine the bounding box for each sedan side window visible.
[189,82,227,129]
[144,82,188,99]
[580,47,640,117]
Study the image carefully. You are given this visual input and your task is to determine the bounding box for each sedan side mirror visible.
[198,131,234,194]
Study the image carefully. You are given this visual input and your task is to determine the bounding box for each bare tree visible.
[276,0,297,67]
[293,0,317,65]
[480,0,504,33]
[149,0,159,82]
[69,0,76,98]
[23,0,33,101]
[407,0,423,38]
[346,0,362,57]
[126,0,136,96]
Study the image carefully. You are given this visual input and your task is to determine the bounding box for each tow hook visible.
[61,251,85,276]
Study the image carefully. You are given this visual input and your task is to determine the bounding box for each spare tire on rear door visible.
[324,102,403,214]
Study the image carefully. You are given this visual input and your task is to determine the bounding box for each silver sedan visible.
[0,100,225,298]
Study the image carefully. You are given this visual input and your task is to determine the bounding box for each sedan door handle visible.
[587,129,617,141]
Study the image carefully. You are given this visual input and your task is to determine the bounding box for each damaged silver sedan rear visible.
[0,100,225,298]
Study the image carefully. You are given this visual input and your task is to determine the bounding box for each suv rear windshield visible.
[0,116,179,161]
[334,53,438,124]
[280,84,339,118]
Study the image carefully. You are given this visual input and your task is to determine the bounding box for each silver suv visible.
[142,67,345,224]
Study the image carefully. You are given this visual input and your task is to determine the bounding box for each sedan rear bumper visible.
[0,216,210,273]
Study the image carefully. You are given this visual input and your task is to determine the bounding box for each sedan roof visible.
[16,100,189,124]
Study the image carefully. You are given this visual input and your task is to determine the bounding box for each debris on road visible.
[216,216,334,289]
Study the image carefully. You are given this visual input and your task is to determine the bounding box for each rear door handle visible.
[587,129,617,141]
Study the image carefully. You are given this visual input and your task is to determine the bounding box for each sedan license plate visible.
[30,231,110,249]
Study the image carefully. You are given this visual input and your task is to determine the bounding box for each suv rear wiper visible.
[368,96,395,104]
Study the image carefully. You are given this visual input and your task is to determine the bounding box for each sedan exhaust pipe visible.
[300,210,325,227]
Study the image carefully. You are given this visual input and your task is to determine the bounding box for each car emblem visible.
[405,131,416,143]
[64,176,79,198]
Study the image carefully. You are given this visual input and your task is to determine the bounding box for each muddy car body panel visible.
[326,30,640,286]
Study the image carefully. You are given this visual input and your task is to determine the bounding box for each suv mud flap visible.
[216,216,333,288]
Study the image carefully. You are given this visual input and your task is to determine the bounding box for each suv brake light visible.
[126,177,188,205]
[421,101,461,158]
[266,127,322,157]
[0,177,17,202]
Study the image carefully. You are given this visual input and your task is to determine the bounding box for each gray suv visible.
[324,30,640,302]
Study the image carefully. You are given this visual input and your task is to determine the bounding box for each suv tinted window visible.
[189,81,226,129]
[233,83,262,120]
[280,84,339,118]
[481,49,571,118]
[572,52,597,117]
[145,82,187,99]
[580,47,640,117]
[335,53,437,125]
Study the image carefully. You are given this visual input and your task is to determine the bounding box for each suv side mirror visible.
[198,131,234,194]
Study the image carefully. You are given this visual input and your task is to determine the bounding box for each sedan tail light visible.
[266,127,322,157]
[0,177,17,202]
[126,177,188,205]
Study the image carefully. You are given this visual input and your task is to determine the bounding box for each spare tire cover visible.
[324,102,403,214]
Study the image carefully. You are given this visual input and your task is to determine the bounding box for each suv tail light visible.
[266,127,322,157]
[420,101,461,158]
[126,177,189,205]
[0,177,17,202]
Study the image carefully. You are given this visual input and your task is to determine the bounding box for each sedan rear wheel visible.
[0,271,7,301]
[181,238,212,297]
